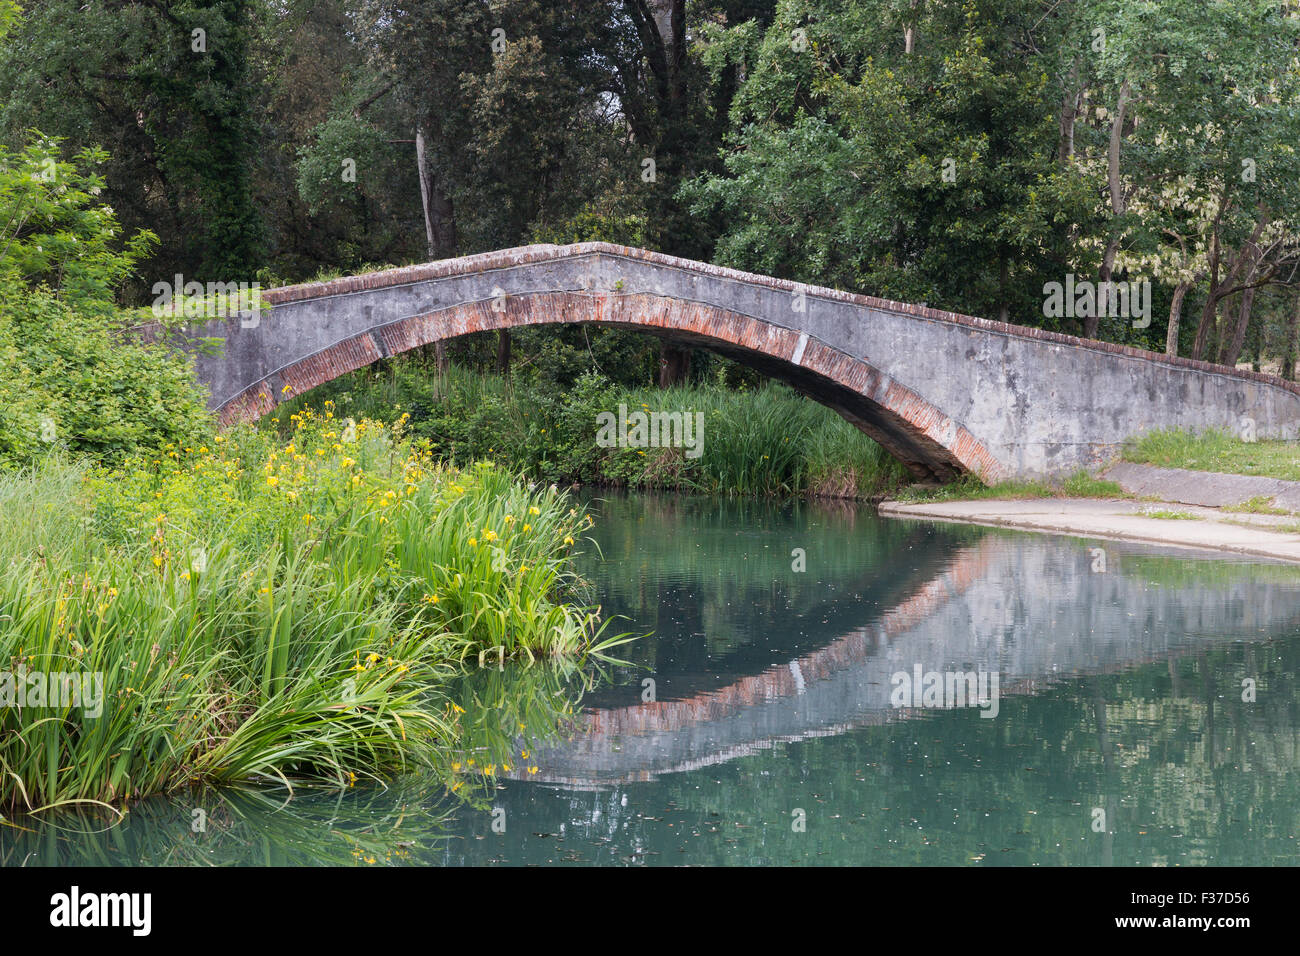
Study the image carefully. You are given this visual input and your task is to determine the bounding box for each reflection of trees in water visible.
[578,490,980,687]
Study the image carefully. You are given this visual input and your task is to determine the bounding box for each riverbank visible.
[0,406,617,817]
[883,449,1300,563]
[879,496,1300,563]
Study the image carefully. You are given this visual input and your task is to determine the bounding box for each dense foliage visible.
[0,409,615,813]
[5,0,1300,371]
[0,139,212,466]
[275,362,911,499]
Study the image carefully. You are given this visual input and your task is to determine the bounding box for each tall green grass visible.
[1124,427,1300,482]
[0,408,616,816]
[276,362,911,499]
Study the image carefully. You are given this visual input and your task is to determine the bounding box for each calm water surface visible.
[5,492,1300,866]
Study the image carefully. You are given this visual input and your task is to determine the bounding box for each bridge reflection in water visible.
[510,495,1300,791]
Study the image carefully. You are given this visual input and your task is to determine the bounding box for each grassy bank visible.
[0,407,618,816]
[891,471,1129,503]
[273,362,911,500]
[1123,428,1300,482]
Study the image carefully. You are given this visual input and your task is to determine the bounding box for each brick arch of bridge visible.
[216,291,1006,482]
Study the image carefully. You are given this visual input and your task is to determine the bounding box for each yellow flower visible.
[266,476,279,487]
[527,766,539,775]
[528,506,540,516]
[564,536,574,546]
[521,750,529,759]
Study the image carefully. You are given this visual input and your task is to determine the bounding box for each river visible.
[4,491,1299,865]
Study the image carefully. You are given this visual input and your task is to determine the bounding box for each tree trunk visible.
[1250,312,1263,373]
[496,328,512,377]
[1284,294,1300,382]
[1092,81,1130,341]
[1191,291,1221,362]
[996,256,1009,324]
[1106,82,1130,217]
[415,127,457,259]
[1219,284,1256,368]
[658,343,691,387]
[1165,279,1192,356]
[416,128,456,376]
[1191,207,1269,361]
[1058,58,1081,166]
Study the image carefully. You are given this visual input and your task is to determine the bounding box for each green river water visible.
[4,491,1299,866]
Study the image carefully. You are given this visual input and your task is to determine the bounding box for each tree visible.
[0,137,210,464]
[1056,0,1300,356]
[0,0,266,283]
[685,0,1080,324]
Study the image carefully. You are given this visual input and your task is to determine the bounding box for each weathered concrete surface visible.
[510,534,1300,788]
[1105,461,1300,511]
[879,497,1300,563]
[160,242,1300,481]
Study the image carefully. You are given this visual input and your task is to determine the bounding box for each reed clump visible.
[0,405,615,816]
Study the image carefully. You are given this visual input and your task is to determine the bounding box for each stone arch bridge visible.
[172,243,1300,481]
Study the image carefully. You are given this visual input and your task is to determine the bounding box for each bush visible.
[0,135,214,468]
[0,288,212,466]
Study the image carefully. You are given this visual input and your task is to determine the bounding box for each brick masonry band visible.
[147,242,1300,482]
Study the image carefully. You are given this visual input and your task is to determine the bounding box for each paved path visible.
[878,496,1300,563]
[1105,460,1300,509]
